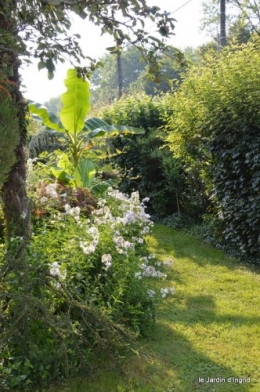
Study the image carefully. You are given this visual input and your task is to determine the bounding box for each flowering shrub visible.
[30,186,175,334]
[1,183,175,389]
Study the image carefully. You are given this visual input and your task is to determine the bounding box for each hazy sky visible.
[21,0,211,103]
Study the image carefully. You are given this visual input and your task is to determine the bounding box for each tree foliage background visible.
[201,0,260,45]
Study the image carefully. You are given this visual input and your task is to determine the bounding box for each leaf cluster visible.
[1,0,182,80]
[165,36,260,261]
[101,94,198,219]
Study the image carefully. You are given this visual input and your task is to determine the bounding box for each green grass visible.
[49,224,260,392]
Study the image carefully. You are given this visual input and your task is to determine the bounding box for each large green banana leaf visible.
[28,101,64,132]
[83,117,109,131]
[73,159,96,188]
[83,117,144,138]
[60,69,91,134]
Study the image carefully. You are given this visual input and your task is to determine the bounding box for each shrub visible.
[165,35,260,261]
[0,184,173,390]
[101,94,189,218]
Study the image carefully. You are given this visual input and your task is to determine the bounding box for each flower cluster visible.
[74,189,154,269]
[113,234,134,255]
[160,287,175,298]
[135,256,169,279]
[80,225,99,255]
[101,254,112,270]
[45,183,58,199]
[49,261,66,281]
[44,187,175,305]
[64,204,80,222]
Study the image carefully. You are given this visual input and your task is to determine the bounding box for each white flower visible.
[87,227,99,238]
[123,240,132,249]
[161,288,169,298]
[160,287,175,298]
[64,205,81,222]
[80,241,96,255]
[74,206,80,216]
[131,191,140,202]
[101,254,112,270]
[45,183,58,198]
[163,259,174,267]
[40,196,47,203]
[50,262,60,277]
[141,226,151,235]
[97,199,106,207]
[124,210,137,224]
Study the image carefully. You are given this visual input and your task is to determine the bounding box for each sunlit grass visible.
[50,224,260,391]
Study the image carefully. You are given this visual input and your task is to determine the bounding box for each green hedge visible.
[101,94,191,218]
[165,36,260,261]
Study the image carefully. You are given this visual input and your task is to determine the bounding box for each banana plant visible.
[28,68,144,194]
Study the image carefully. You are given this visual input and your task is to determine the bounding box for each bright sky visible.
[21,0,210,103]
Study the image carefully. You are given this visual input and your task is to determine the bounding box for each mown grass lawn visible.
[51,224,260,392]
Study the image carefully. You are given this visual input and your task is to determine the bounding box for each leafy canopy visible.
[1,0,183,79]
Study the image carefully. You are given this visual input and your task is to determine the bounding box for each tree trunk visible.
[0,11,31,243]
[220,0,227,46]
[117,52,123,99]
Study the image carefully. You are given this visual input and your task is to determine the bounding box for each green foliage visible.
[29,69,143,194]
[102,93,166,132]
[0,100,19,188]
[28,130,67,158]
[165,37,260,261]
[0,187,164,390]
[101,94,190,218]
[47,224,260,392]
[90,46,147,105]
[201,0,257,45]
[60,68,91,135]
[90,46,185,106]
[1,0,180,81]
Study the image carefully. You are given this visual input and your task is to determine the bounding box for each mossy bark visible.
[0,10,31,242]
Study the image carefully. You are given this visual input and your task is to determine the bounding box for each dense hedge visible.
[165,36,260,261]
[101,94,190,218]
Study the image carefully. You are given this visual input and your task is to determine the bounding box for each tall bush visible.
[101,94,189,218]
[0,184,174,389]
[165,36,260,261]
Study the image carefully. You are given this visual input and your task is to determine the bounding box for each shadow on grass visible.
[167,294,260,327]
[140,320,251,392]
[52,298,255,392]
[147,224,260,273]
[134,293,256,391]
